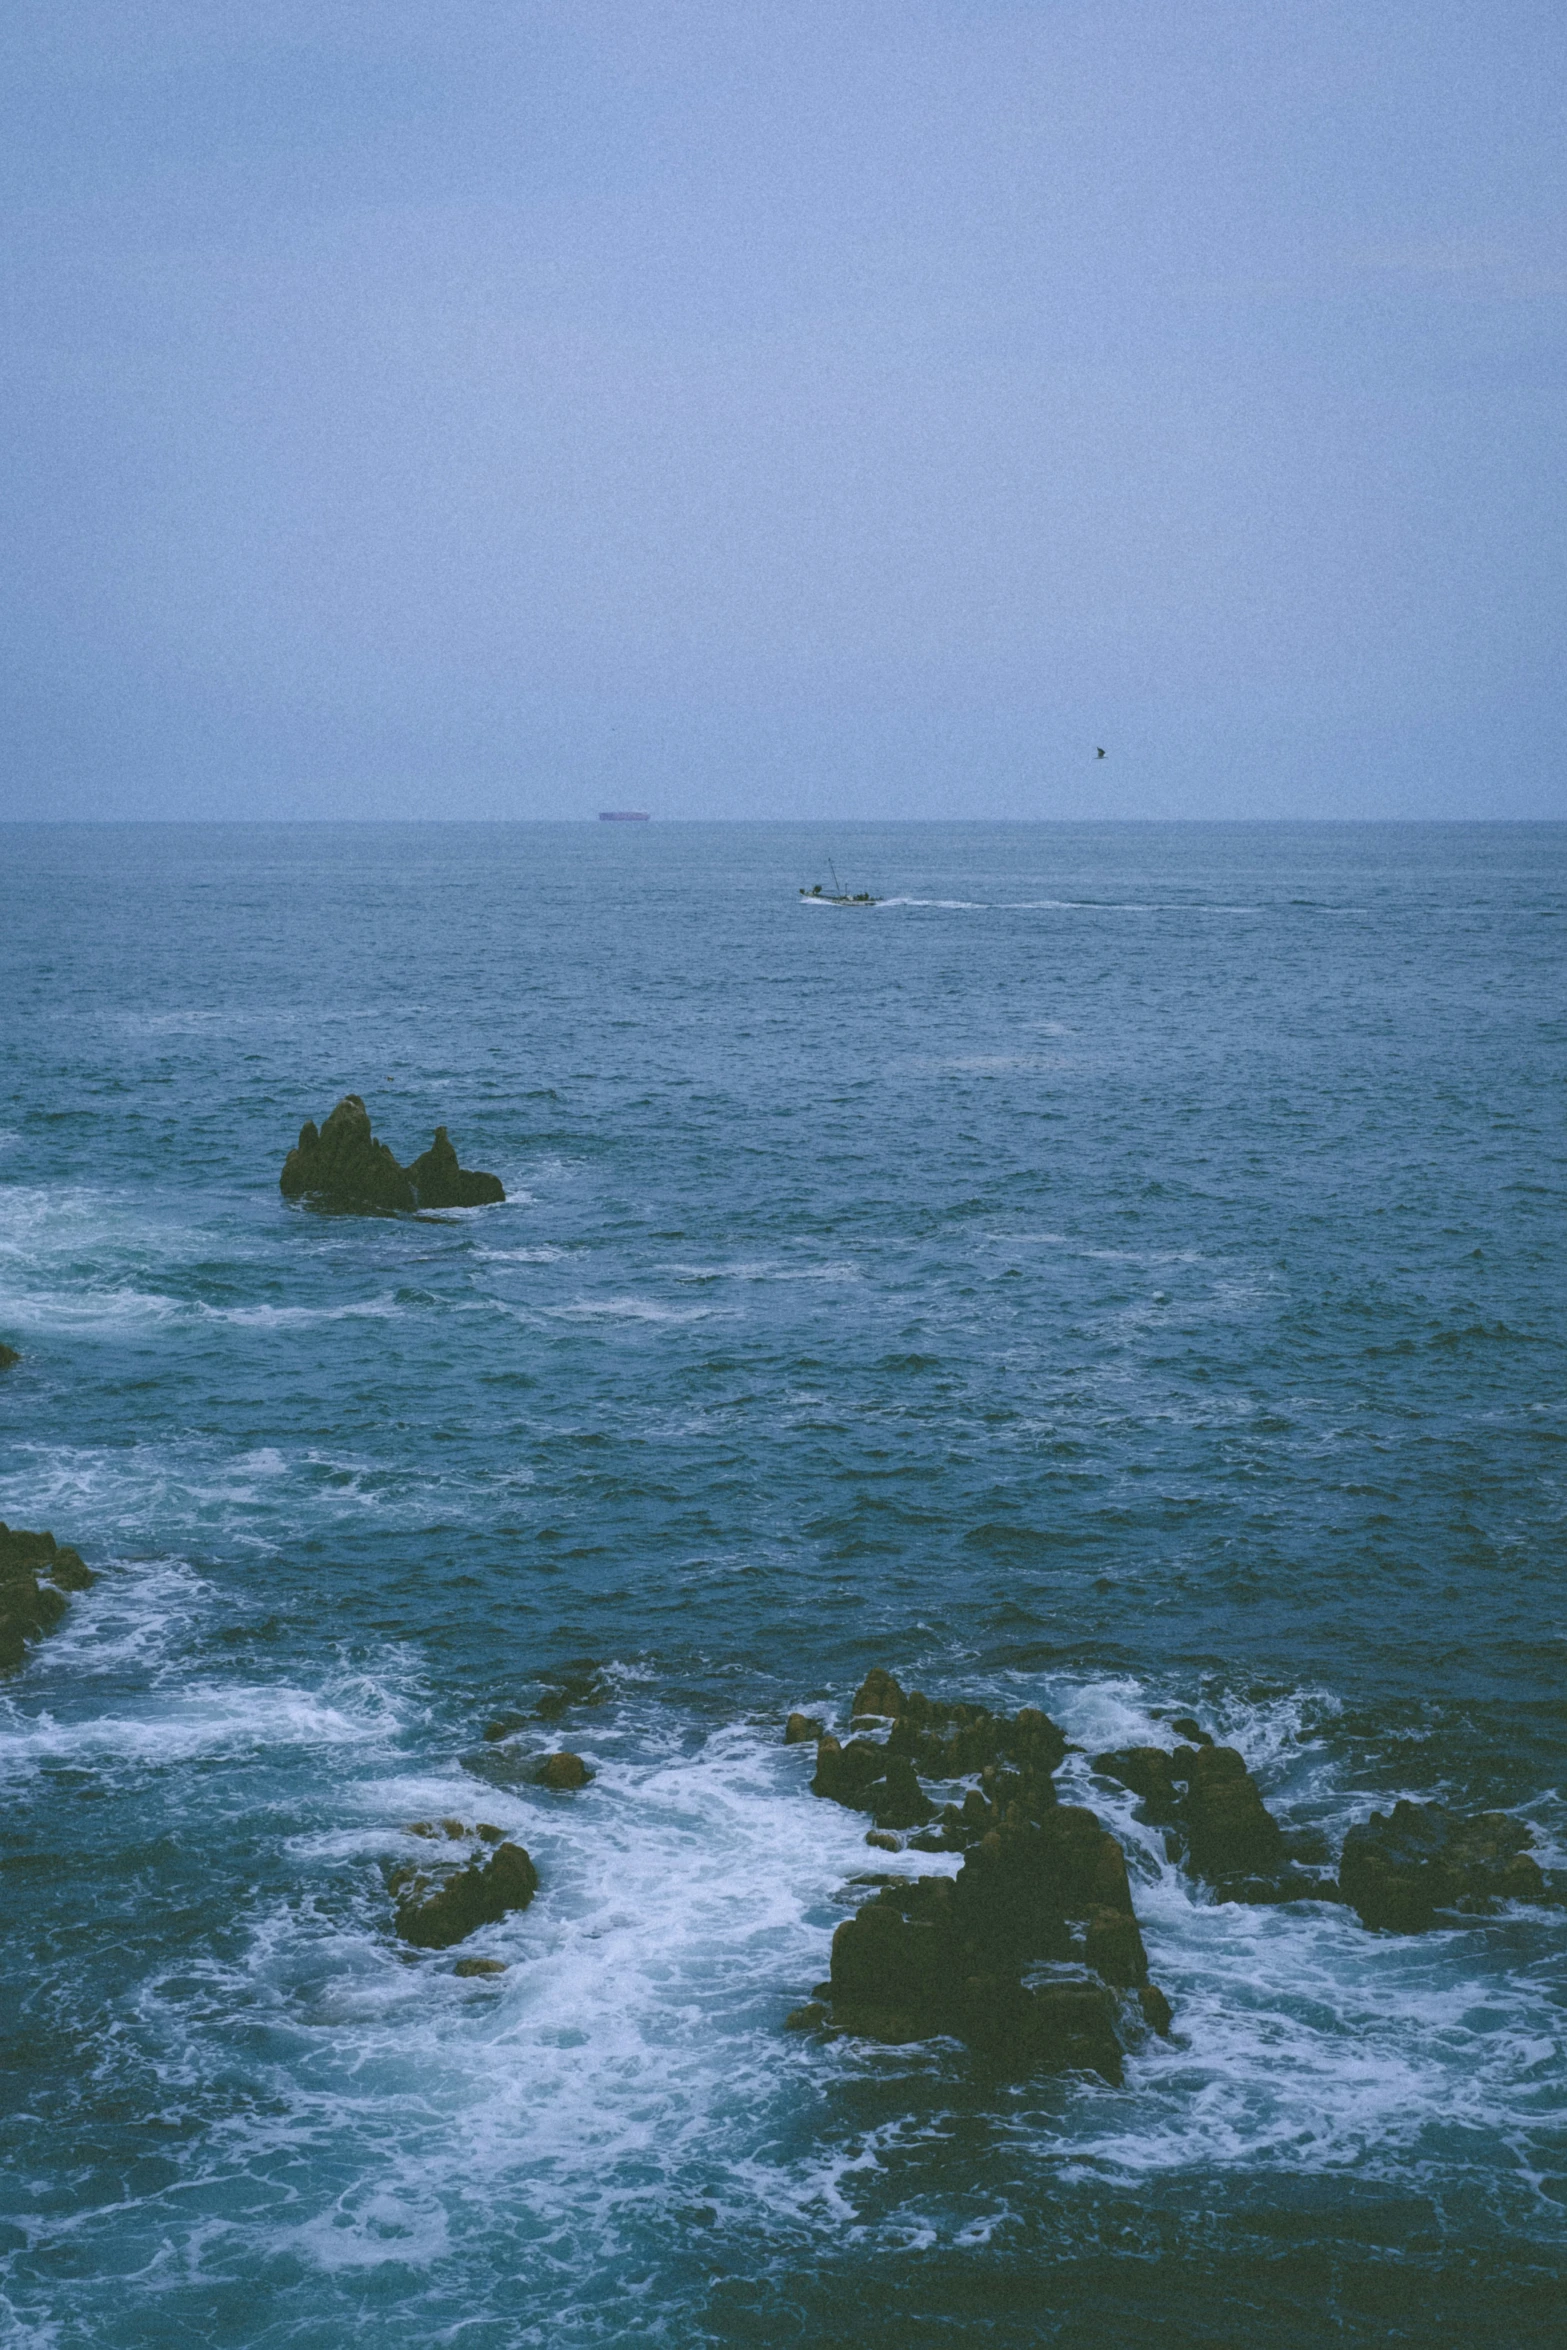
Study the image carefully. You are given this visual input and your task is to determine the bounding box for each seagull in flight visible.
[1096,746,1106,758]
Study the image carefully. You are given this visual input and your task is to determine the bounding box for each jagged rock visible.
[1339,1801,1546,1932]
[1092,1745,1181,1824]
[538,1751,592,1790]
[865,1829,902,1851]
[392,1840,538,1948]
[966,1979,1123,2081]
[826,1881,1122,2079]
[1138,1985,1175,2036]
[1171,1744,1286,1883]
[799,1678,1155,2075]
[0,1343,19,1369]
[0,1524,96,1672]
[886,1693,1068,1784]
[1169,1717,1214,1746]
[853,1667,906,1719]
[280,1096,415,1212]
[811,1735,933,1827]
[405,1126,505,1209]
[454,1957,508,1977]
[1084,1902,1149,1988]
[785,1712,824,1745]
[784,2002,829,2031]
[279,1096,504,1214]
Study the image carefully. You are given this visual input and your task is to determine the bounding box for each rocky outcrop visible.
[0,1524,95,1672]
[1093,1730,1324,1904]
[389,1835,538,1948]
[784,1712,824,1745]
[0,1343,19,1370]
[1173,1742,1288,1888]
[280,1096,415,1212]
[812,1735,933,1829]
[796,1671,1169,2078]
[1339,1801,1546,1932]
[853,1667,906,1719]
[405,1127,505,1209]
[280,1096,503,1214]
[538,1751,592,1789]
[828,1875,1124,2077]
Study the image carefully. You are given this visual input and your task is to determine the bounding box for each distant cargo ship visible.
[598,810,651,822]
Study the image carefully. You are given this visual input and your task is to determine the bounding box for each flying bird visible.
[1096,746,1106,758]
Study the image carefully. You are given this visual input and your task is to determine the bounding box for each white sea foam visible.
[0,1678,403,1785]
[473,1245,571,1262]
[548,1296,738,1325]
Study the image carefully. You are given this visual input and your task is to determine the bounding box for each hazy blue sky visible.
[2,1,1564,820]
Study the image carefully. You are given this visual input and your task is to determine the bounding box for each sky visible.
[1,0,1564,822]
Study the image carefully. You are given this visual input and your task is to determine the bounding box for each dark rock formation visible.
[0,1343,19,1370]
[1171,1743,1287,1886]
[280,1095,415,1212]
[405,1127,505,1209]
[1085,1902,1150,1988]
[280,1096,503,1214]
[853,1667,907,1718]
[798,1677,1170,2078]
[0,1524,95,1672]
[1092,1745,1181,1824]
[785,1711,824,1745]
[1138,1985,1174,2036]
[886,1690,1070,1783]
[1168,1717,1212,1746]
[538,1751,592,1790]
[812,1735,933,1829]
[390,1839,538,1948]
[454,1956,509,1977]
[826,1875,1125,2080]
[1094,1732,1324,1903]
[1339,1801,1546,1932]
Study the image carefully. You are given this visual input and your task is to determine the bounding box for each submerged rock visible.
[538,1751,593,1790]
[280,1095,503,1214]
[1339,1801,1546,1932]
[0,1343,19,1370]
[391,1840,538,1948]
[0,1524,96,1672]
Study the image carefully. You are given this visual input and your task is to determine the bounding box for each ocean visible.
[1,819,1563,2347]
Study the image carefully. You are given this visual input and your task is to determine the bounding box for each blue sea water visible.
[0,819,1564,2349]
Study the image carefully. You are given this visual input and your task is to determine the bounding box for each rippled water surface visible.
[1,821,1564,2346]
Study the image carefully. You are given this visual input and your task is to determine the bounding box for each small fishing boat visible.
[799,862,879,906]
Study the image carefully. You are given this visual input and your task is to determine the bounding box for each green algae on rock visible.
[389,1838,539,1949]
[0,1523,95,1672]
